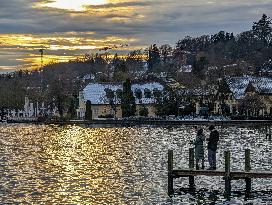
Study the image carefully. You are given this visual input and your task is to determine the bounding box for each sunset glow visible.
[44,0,108,11]
[0,0,271,72]
[0,33,138,70]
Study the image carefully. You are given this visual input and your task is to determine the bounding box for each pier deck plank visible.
[173,169,272,179]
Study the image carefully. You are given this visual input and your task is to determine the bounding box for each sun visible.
[44,0,108,11]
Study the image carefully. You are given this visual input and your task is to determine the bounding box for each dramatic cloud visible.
[0,0,271,71]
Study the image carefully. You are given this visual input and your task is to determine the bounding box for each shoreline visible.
[3,119,272,126]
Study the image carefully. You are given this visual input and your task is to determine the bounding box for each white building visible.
[77,82,164,119]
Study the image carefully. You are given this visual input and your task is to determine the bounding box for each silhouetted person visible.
[207,125,219,170]
[193,128,205,170]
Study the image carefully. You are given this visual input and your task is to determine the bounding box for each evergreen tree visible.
[116,89,123,100]
[113,61,128,81]
[252,14,272,45]
[67,97,77,119]
[85,100,92,120]
[121,79,136,117]
[105,88,116,117]
[147,44,161,72]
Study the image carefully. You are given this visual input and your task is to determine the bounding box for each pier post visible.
[265,125,268,140]
[189,148,195,190]
[168,150,174,196]
[245,149,251,197]
[224,150,231,200]
[269,127,272,141]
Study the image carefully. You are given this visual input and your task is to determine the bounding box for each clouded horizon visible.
[0,0,271,72]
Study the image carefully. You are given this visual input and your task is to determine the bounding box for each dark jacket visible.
[207,130,219,151]
[194,134,205,160]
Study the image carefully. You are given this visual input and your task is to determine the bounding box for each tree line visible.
[0,14,272,118]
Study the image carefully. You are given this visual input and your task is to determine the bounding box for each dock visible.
[168,149,272,200]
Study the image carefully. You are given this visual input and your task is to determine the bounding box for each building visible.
[177,87,213,116]
[77,82,164,119]
[178,76,272,117]
[5,97,58,120]
[215,77,272,116]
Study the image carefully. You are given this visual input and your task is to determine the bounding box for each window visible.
[144,88,152,98]
[93,108,99,115]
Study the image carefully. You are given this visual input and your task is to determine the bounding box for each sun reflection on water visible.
[0,124,271,204]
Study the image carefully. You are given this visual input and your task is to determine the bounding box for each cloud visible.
[0,0,271,71]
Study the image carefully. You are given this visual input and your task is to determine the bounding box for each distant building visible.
[6,97,58,119]
[77,82,164,119]
[216,77,272,116]
[177,76,272,117]
[177,87,213,116]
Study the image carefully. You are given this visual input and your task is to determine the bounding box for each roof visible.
[260,67,272,73]
[179,65,193,73]
[226,77,272,99]
[259,59,272,73]
[83,82,164,105]
[178,88,212,96]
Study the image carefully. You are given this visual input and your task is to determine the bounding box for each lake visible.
[0,124,271,204]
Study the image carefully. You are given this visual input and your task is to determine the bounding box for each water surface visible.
[0,124,271,204]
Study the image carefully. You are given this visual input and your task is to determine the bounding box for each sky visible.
[0,0,271,72]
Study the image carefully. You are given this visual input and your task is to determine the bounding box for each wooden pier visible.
[168,149,272,199]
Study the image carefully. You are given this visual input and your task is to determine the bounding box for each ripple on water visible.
[0,124,271,204]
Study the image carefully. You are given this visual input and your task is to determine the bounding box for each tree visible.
[105,88,115,100]
[139,107,148,117]
[179,103,196,116]
[121,79,136,117]
[160,44,173,65]
[111,53,121,68]
[193,56,209,74]
[0,78,26,110]
[252,14,272,45]
[94,54,108,77]
[105,88,116,117]
[126,50,144,73]
[67,96,77,119]
[153,88,162,99]
[135,88,143,103]
[48,78,68,117]
[154,88,178,116]
[113,61,128,81]
[116,89,123,101]
[147,44,161,72]
[85,100,92,120]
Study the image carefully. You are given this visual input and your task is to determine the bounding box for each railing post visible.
[189,148,195,190]
[224,150,231,200]
[245,149,251,197]
[168,150,174,196]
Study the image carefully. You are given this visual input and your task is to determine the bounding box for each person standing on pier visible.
[207,125,219,170]
[193,128,205,170]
